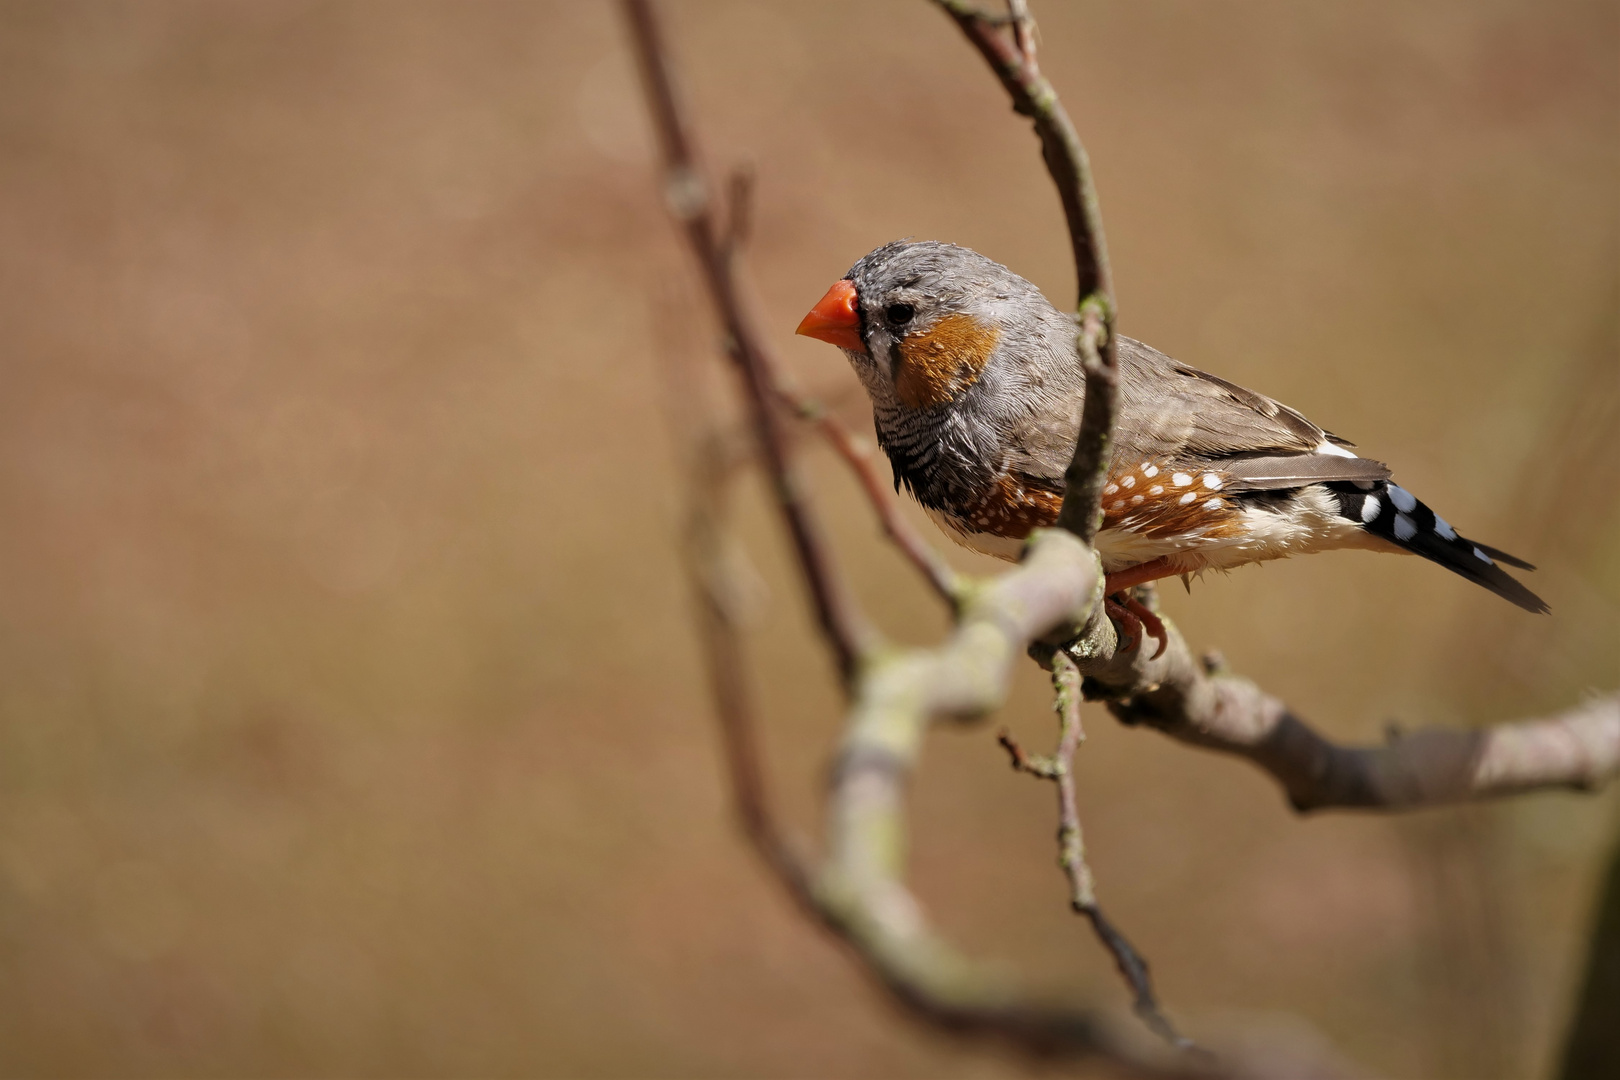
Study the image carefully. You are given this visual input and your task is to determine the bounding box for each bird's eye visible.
[885,302,915,327]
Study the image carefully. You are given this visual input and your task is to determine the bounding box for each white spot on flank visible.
[1172,473,1193,487]
[1394,513,1417,541]
[1474,546,1494,565]
[1111,500,1124,510]
[1179,491,1197,504]
[1205,498,1223,510]
[1149,485,1164,496]
[1434,515,1456,541]
[1388,483,1417,513]
[1202,473,1221,489]
[1361,495,1380,523]
[1130,495,1144,505]
[1120,475,1135,489]
[1104,484,1118,495]
[1143,464,1159,477]
[1316,440,1357,459]
[1093,485,1356,576]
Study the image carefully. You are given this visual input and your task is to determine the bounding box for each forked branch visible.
[627,0,1617,1076]
[627,0,1168,1069]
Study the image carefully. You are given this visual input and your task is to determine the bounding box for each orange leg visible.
[1102,557,1178,660]
[1102,556,1180,595]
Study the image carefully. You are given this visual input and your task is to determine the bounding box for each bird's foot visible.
[1104,592,1167,660]
[1103,595,1142,653]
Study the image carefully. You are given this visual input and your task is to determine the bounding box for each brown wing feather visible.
[1114,338,1328,461]
[1007,336,1377,485]
[1221,453,1390,490]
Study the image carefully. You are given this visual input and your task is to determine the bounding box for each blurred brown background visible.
[0,1,1615,1076]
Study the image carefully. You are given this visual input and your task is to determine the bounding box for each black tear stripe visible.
[1325,481,1549,614]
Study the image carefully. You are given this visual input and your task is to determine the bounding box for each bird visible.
[795,240,1547,648]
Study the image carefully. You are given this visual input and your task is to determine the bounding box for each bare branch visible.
[933,0,1113,314]
[1002,653,1195,1051]
[775,386,967,609]
[722,163,754,256]
[627,3,1612,1076]
[1007,0,1038,71]
[624,0,876,685]
[932,0,1116,545]
[685,432,820,899]
[627,2,1189,1068]
[653,286,820,912]
[821,528,1181,1066]
[1060,311,1118,543]
[1069,608,1620,810]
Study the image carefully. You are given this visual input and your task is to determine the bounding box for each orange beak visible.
[795,278,866,354]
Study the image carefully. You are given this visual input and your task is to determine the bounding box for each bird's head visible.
[796,240,1059,411]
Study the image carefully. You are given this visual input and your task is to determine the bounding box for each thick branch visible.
[820,528,1174,1063]
[1068,605,1620,811]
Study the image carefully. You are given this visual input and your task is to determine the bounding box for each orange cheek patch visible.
[893,313,999,409]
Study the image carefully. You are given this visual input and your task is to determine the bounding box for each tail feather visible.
[1328,480,1549,614]
[1471,542,1536,572]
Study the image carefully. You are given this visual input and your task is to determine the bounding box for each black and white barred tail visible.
[1327,480,1548,613]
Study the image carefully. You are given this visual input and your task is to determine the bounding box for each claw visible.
[1120,593,1169,659]
[1103,596,1143,653]
[1104,592,1168,659]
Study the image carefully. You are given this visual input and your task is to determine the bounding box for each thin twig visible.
[722,164,754,255]
[706,159,967,610]
[654,287,819,907]
[932,0,1117,543]
[776,386,967,609]
[701,381,873,486]
[1007,0,1038,72]
[1049,651,1094,909]
[625,0,876,686]
[687,436,819,899]
[933,0,1113,312]
[1002,654,1195,1051]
